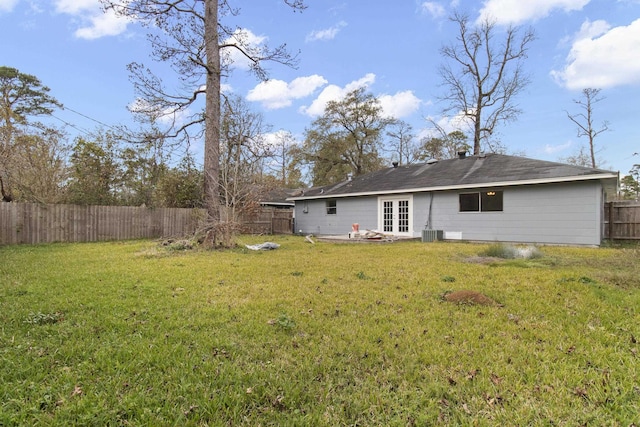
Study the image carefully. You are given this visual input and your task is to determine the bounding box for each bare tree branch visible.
[99,0,304,246]
[438,11,535,155]
[566,88,609,168]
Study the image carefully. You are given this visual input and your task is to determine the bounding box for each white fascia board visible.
[286,173,619,201]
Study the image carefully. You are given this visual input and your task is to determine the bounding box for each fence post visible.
[608,201,614,239]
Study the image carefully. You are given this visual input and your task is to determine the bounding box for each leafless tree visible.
[419,118,471,160]
[561,145,593,168]
[265,130,303,186]
[566,88,609,168]
[386,120,420,165]
[219,95,270,229]
[101,0,305,245]
[438,12,535,155]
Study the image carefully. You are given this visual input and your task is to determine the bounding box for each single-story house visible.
[287,153,619,245]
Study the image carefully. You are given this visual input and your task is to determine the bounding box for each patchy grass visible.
[1,237,639,425]
[480,242,543,260]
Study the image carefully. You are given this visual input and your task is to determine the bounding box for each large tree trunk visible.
[204,0,221,233]
[0,175,13,202]
[473,102,482,155]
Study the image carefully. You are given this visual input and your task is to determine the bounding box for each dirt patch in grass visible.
[463,256,501,265]
[443,290,499,306]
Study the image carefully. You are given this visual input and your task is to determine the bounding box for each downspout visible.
[425,192,434,229]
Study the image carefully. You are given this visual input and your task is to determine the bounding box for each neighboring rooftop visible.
[288,153,619,200]
[259,188,297,207]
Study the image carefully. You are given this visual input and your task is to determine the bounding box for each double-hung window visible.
[326,199,337,215]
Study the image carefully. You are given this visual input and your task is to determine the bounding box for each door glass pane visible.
[383,201,393,232]
[398,200,409,232]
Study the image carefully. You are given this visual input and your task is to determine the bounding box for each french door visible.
[379,197,412,235]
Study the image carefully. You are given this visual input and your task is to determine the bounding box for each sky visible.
[1,0,639,180]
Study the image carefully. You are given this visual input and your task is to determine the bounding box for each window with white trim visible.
[326,199,337,215]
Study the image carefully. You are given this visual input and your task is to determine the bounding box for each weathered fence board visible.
[0,203,293,245]
[240,207,293,235]
[0,203,205,245]
[604,201,640,240]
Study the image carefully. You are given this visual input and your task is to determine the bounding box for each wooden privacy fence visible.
[0,203,205,245]
[239,207,293,235]
[604,201,640,240]
[0,203,293,245]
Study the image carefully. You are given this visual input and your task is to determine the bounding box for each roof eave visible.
[286,173,619,201]
[260,201,295,206]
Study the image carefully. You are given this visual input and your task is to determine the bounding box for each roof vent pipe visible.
[457,150,467,159]
[347,173,353,181]
[392,161,399,168]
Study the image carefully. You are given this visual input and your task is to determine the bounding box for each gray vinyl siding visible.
[294,181,604,245]
[425,181,603,245]
[294,196,378,235]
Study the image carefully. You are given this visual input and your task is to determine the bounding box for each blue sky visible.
[1,0,639,179]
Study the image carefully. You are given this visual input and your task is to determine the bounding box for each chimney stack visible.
[457,150,467,159]
[392,161,399,168]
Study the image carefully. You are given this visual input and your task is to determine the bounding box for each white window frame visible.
[326,199,337,215]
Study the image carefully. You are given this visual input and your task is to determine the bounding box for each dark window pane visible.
[481,191,503,212]
[459,193,479,212]
[326,199,337,215]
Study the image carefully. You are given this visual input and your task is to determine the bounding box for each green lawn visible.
[1,237,639,426]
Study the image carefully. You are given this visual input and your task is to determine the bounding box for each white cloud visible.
[247,75,328,109]
[74,9,130,39]
[572,18,611,40]
[53,0,130,39]
[379,90,422,119]
[0,0,19,13]
[421,2,446,19]
[300,85,344,117]
[478,0,589,25]
[300,73,376,117]
[289,75,329,98]
[306,21,347,42]
[344,73,376,91]
[551,18,640,89]
[54,0,96,15]
[224,28,268,70]
[543,140,573,154]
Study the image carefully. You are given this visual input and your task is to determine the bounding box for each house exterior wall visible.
[294,196,378,235]
[294,180,605,245]
[423,181,603,245]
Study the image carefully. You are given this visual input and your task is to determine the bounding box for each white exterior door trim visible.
[378,195,413,236]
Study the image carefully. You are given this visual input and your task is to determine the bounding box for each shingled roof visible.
[288,153,618,200]
[259,188,296,207]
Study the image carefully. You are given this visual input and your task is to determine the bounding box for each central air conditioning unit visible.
[422,229,443,242]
